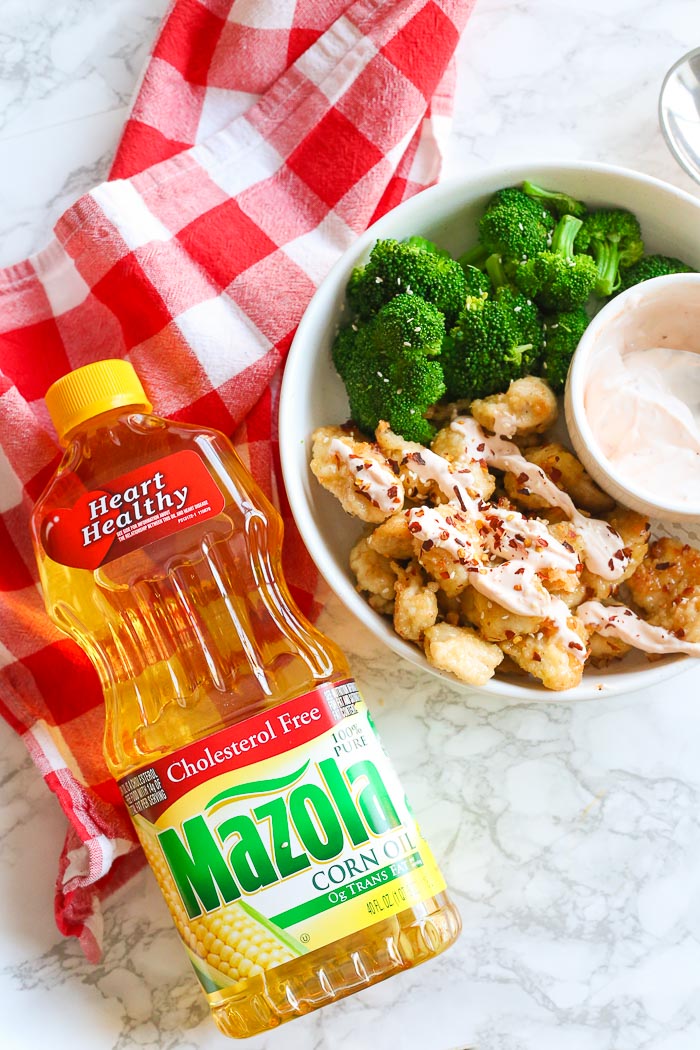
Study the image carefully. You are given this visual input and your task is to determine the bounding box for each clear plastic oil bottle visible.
[30,360,461,1038]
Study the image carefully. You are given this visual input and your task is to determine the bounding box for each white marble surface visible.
[3,2,700,1048]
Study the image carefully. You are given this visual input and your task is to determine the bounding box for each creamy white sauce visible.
[483,506,580,573]
[330,438,403,512]
[449,418,629,580]
[585,345,700,505]
[578,600,700,656]
[407,507,481,565]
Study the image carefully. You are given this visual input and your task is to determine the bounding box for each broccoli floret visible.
[513,214,598,310]
[347,238,467,326]
[441,288,544,401]
[402,235,451,258]
[521,180,587,218]
[540,307,589,392]
[461,263,491,298]
[574,209,644,296]
[332,294,446,444]
[617,253,694,293]
[479,188,556,263]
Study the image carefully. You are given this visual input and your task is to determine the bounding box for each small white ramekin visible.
[565,272,700,524]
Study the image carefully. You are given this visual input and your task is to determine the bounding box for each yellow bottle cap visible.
[46,359,153,445]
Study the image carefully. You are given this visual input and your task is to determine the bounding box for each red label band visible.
[118,679,359,822]
[42,449,225,569]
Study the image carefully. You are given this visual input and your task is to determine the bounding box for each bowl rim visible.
[279,159,700,700]
[566,271,700,520]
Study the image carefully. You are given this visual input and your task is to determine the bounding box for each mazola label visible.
[119,680,446,996]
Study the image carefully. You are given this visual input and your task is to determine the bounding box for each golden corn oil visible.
[31,360,461,1038]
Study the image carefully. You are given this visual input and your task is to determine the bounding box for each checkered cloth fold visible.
[0,0,474,959]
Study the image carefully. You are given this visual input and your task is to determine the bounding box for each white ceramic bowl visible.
[279,161,700,700]
[565,272,700,523]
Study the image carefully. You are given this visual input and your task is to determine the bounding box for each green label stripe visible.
[206,761,309,811]
[238,900,304,956]
[270,851,425,929]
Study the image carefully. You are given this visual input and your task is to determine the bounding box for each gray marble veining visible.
[2,1,700,1048]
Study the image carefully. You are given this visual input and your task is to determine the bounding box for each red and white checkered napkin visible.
[0,0,475,959]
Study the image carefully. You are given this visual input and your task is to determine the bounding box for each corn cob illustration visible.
[134,815,301,993]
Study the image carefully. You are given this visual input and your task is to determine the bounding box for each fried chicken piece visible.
[349,536,396,615]
[541,518,591,609]
[423,622,504,686]
[545,508,649,606]
[605,506,650,583]
[374,421,493,506]
[504,442,615,514]
[587,632,632,666]
[627,537,700,642]
[499,615,588,691]
[393,560,439,642]
[311,426,404,524]
[410,504,486,598]
[430,425,496,501]
[460,588,543,641]
[470,375,558,439]
[367,511,414,560]
[374,423,438,502]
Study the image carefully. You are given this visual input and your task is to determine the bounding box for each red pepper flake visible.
[568,641,584,651]
[422,539,435,551]
[532,652,542,662]
[440,530,450,541]
[388,459,400,475]
[513,584,523,592]
[504,629,515,640]
[608,558,615,571]
[517,472,529,485]
[655,561,675,571]
[408,521,422,534]
[549,466,562,482]
[477,442,486,452]
[675,627,686,639]
[515,566,526,575]
[409,451,426,465]
[562,541,574,552]
[614,549,626,561]
[623,609,633,616]
[387,485,398,499]
[453,485,467,511]
[440,570,450,580]
[445,515,455,526]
